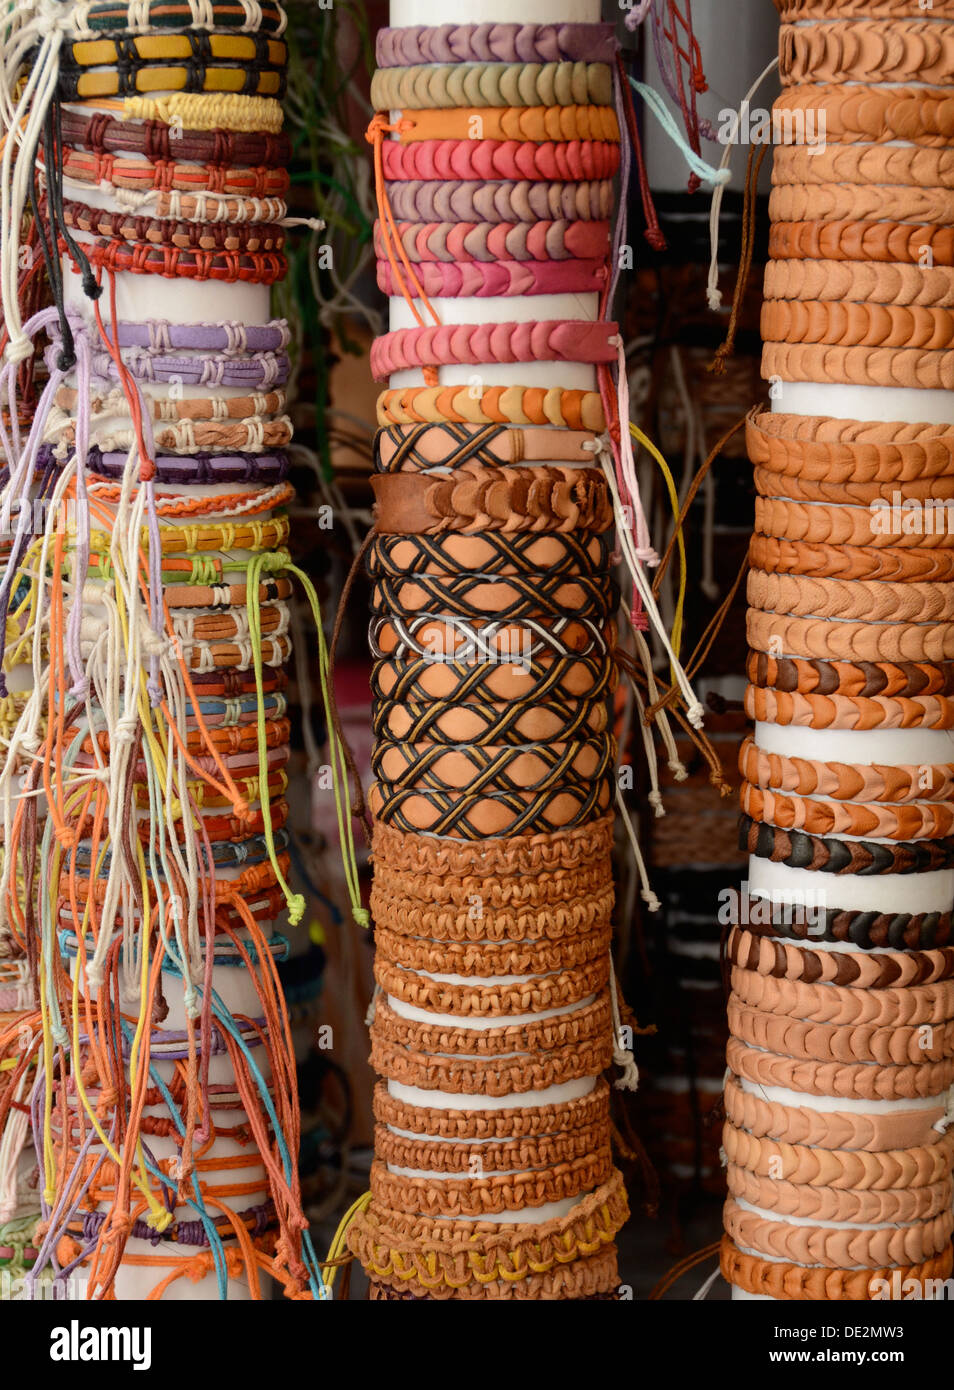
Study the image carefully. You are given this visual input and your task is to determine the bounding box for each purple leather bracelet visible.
[42,443,290,484]
[385,178,615,225]
[110,319,290,353]
[375,22,617,66]
[49,343,290,388]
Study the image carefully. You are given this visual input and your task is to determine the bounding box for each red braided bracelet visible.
[381,137,621,182]
[370,320,619,380]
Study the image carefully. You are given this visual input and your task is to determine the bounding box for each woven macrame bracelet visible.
[58,146,289,197]
[773,84,954,146]
[374,219,610,266]
[376,385,605,430]
[370,883,615,944]
[374,922,611,977]
[72,236,287,284]
[370,813,614,874]
[366,1254,621,1302]
[728,994,954,1065]
[754,495,954,548]
[50,416,293,456]
[370,1027,613,1093]
[58,108,291,165]
[371,62,614,111]
[368,530,611,575]
[370,991,611,1055]
[721,1236,953,1302]
[372,1077,610,1141]
[384,178,615,224]
[726,1036,954,1101]
[391,106,620,145]
[738,731,954,797]
[373,1120,612,1174]
[381,138,620,184]
[65,1,288,35]
[723,1073,948,1149]
[370,853,612,910]
[769,184,954,228]
[748,569,954,623]
[373,698,610,749]
[371,466,612,534]
[75,347,289,388]
[769,220,954,267]
[76,446,289,484]
[60,196,285,253]
[375,23,617,66]
[57,60,286,102]
[750,536,954,584]
[55,385,288,422]
[724,1199,954,1268]
[726,1165,953,1227]
[726,926,954,988]
[377,257,607,298]
[118,90,284,130]
[740,814,954,874]
[368,1151,613,1219]
[730,967,954,1029]
[741,781,954,840]
[370,616,612,667]
[779,21,954,86]
[723,1115,954,1187]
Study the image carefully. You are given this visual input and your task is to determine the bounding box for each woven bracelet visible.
[381,138,620,183]
[769,187,954,236]
[370,1024,612,1089]
[389,106,620,145]
[746,608,954,662]
[740,814,954,874]
[368,1152,613,1219]
[754,685,954,728]
[739,730,954,796]
[367,776,613,839]
[55,445,289,485]
[55,385,288,422]
[726,1036,954,1102]
[373,925,611,978]
[371,992,611,1055]
[370,853,613,912]
[726,927,954,990]
[748,408,954,480]
[724,1202,954,1270]
[57,60,286,102]
[370,317,617,377]
[372,1120,612,1175]
[753,467,954,505]
[762,298,954,352]
[370,613,613,664]
[755,494,954,548]
[776,0,954,17]
[771,142,954,189]
[370,736,615,795]
[370,571,617,621]
[376,257,606,298]
[371,61,613,111]
[747,569,954,624]
[730,968,954,1029]
[66,1,288,35]
[741,782,954,840]
[773,84,954,146]
[779,21,954,86]
[376,385,606,430]
[726,1166,952,1227]
[370,466,612,533]
[368,530,612,575]
[384,177,615,224]
[373,219,610,265]
[372,698,610,749]
[723,1073,948,1149]
[71,236,287,284]
[59,196,284,253]
[372,650,617,708]
[721,1237,953,1302]
[750,536,954,584]
[370,812,614,874]
[728,994,954,1065]
[50,415,293,456]
[370,884,615,946]
[769,220,954,267]
[375,23,617,66]
[58,146,289,197]
[374,421,601,471]
[73,347,289,388]
[59,107,290,165]
[723,1114,954,1186]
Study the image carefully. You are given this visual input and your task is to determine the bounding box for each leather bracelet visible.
[753,466,954,505]
[61,188,289,223]
[376,385,605,430]
[724,1072,948,1149]
[369,531,611,576]
[747,609,954,662]
[771,141,954,189]
[374,219,610,265]
[370,854,612,912]
[769,185,954,229]
[374,922,611,978]
[66,1,287,35]
[371,737,614,796]
[58,107,290,165]
[87,516,289,556]
[373,696,610,748]
[375,23,617,66]
[730,966,954,1028]
[726,926,954,987]
[748,409,954,483]
[779,21,954,86]
[726,1036,954,1101]
[390,106,620,145]
[371,573,616,621]
[370,992,611,1057]
[374,949,609,1017]
[728,995,954,1065]
[384,178,615,224]
[762,298,954,351]
[721,1236,953,1301]
[769,221,954,267]
[371,319,616,378]
[745,684,954,729]
[748,570,954,624]
[726,1165,953,1226]
[76,346,289,388]
[739,730,954,796]
[55,385,288,422]
[740,814,954,874]
[370,1027,612,1095]
[370,617,612,666]
[750,536,954,584]
[161,576,293,609]
[763,338,954,388]
[73,235,286,284]
[63,30,286,64]
[381,138,619,184]
[371,812,613,873]
[723,1114,954,1186]
[755,495,954,549]
[59,195,284,253]
[79,446,288,485]
[773,84,954,146]
[377,257,607,298]
[371,467,612,534]
[373,1120,611,1175]
[367,775,613,839]
[368,1151,612,1219]
[374,421,600,472]
[372,1076,610,1141]
[776,0,954,16]
[740,782,954,840]
[57,61,285,103]
[371,62,613,111]
[367,1254,622,1302]
[747,651,954,698]
[734,903,954,952]
[724,1199,954,1268]
[372,651,616,710]
[58,146,289,197]
[370,886,615,946]
[49,416,293,457]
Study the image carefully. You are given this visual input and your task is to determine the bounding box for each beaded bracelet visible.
[723,1073,947,1150]
[66,1,288,35]
[741,782,954,840]
[372,697,610,748]
[745,685,954,729]
[376,385,606,430]
[59,197,284,253]
[721,1237,953,1302]
[728,995,954,1065]
[374,421,600,471]
[747,570,954,624]
[389,106,620,145]
[368,1153,613,1219]
[724,1200,954,1269]
[779,21,954,86]
[58,108,290,166]
[773,84,954,146]
[384,178,615,223]
[381,138,620,183]
[376,258,607,298]
[746,609,954,663]
[771,142,954,189]
[726,1166,953,1226]
[375,23,617,66]
[371,466,612,534]
[769,185,954,229]
[726,926,954,988]
[58,146,289,197]
[72,236,287,284]
[374,220,610,264]
[738,731,954,798]
[723,1115,954,1187]
[740,815,954,874]
[726,1036,954,1101]
[729,967,954,1029]
[769,220,954,268]
[750,536,954,584]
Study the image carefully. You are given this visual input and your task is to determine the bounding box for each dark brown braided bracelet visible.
[747,651,954,699]
[739,814,954,873]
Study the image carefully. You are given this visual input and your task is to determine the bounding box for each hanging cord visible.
[628,77,730,190]
[616,52,665,253]
[649,1241,722,1300]
[707,139,768,376]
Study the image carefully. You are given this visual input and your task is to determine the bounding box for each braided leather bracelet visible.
[384,178,615,224]
[373,698,610,748]
[724,1200,954,1268]
[771,142,954,189]
[747,609,954,662]
[371,886,615,946]
[376,385,605,430]
[769,221,954,267]
[724,1073,948,1149]
[73,236,287,284]
[748,652,954,700]
[374,219,610,265]
[55,385,288,422]
[391,106,620,145]
[372,649,616,707]
[762,299,954,351]
[739,731,954,796]
[381,138,619,184]
[740,814,954,874]
[726,926,954,988]
[369,1035,614,1097]
[745,685,954,729]
[732,905,953,952]
[741,782,954,840]
[371,737,614,794]
[373,1121,611,1175]
[753,467,954,505]
[776,0,954,16]
[723,1114,954,1186]
[375,23,617,66]
[773,84,954,146]
[750,536,954,584]
[726,1036,954,1101]
[374,421,600,471]
[371,853,612,911]
[371,319,616,377]
[371,813,613,873]
[374,922,611,978]
[50,416,293,456]
[371,62,613,111]
[721,1236,953,1301]
[371,467,612,534]
[755,495,954,548]
[377,257,607,298]
[58,108,290,165]
[374,947,609,1020]
[58,146,289,197]
[369,531,611,575]
[371,572,616,621]
[748,409,954,482]
[749,569,954,623]
[769,185,954,228]
[729,967,954,1028]
[779,21,954,86]
[369,1152,613,1219]
[59,196,284,253]
[726,1165,953,1226]
[728,995,954,1065]
[371,991,611,1055]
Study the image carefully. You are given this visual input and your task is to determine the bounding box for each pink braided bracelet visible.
[373,219,610,263]
[384,179,614,224]
[376,257,608,298]
[381,138,621,183]
[370,320,618,380]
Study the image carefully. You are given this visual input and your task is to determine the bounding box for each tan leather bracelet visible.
[373,1119,611,1174]
[776,0,954,17]
[755,495,954,549]
[771,141,954,190]
[723,1115,954,1187]
[748,409,954,483]
[748,569,954,624]
[726,927,954,988]
[779,21,954,86]
[371,883,615,944]
[747,608,954,662]
[368,1150,613,1219]
[770,220,954,268]
[371,466,612,535]
[750,535,954,584]
[372,1077,610,1141]
[370,1027,613,1095]
[753,466,954,505]
[726,1035,954,1100]
[373,650,616,707]
[373,923,611,977]
[376,385,606,431]
[745,684,954,729]
[375,422,600,471]
[726,1164,953,1226]
[369,856,613,915]
[724,1073,948,1149]
[739,731,954,797]
[730,965,954,1028]
[724,1198,954,1268]
[371,814,613,876]
[763,298,954,352]
[374,954,609,1017]
[773,84,954,146]
[769,186,954,230]
[762,341,954,390]
[728,995,954,1066]
[740,780,954,840]
[366,1244,622,1301]
[721,1235,954,1301]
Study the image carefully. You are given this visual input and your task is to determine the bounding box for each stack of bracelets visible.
[340,7,684,1302]
[0,0,359,1301]
[723,0,954,1301]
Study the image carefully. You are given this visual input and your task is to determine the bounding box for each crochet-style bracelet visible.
[368,1152,613,1219]
[59,108,290,166]
[60,196,284,253]
[721,1237,953,1302]
[779,21,954,86]
[367,775,613,839]
[66,1,288,34]
[724,1200,954,1269]
[739,815,954,874]
[776,0,954,16]
[73,236,287,284]
[738,730,954,797]
[369,531,611,576]
[366,1254,622,1302]
[773,84,954,146]
[754,495,954,548]
[371,466,612,534]
[372,696,610,748]
[726,925,954,988]
[727,995,954,1066]
[371,317,616,375]
[744,685,954,729]
[373,1121,612,1175]
[746,609,954,663]
[747,570,954,624]
[729,967,954,1029]
[390,106,620,145]
[375,421,600,471]
[371,850,612,910]
[56,385,288,421]
[381,138,620,183]
[747,409,954,482]
[372,1076,610,1142]
[57,61,286,103]
[740,782,954,841]
[375,23,617,66]
[370,1027,613,1093]
[750,536,954,585]
[723,1116,954,1188]
[373,220,610,264]
[371,812,614,875]
[769,221,954,267]
[771,142,954,189]
[723,1072,948,1149]
[82,447,289,484]
[59,146,290,197]
[371,992,611,1057]
[374,912,612,975]
[376,385,606,430]
[371,572,616,622]
[384,178,615,223]
[370,885,615,946]
[769,185,954,233]
[753,467,954,505]
[726,1166,953,1227]
[371,61,613,111]
[377,257,607,298]
[762,298,954,351]
[725,1036,954,1101]
[75,347,289,387]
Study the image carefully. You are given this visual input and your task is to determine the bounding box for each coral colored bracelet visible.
[381,137,620,183]
[374,218,610,263]
[723,1072,947,1148]
[370,319,618,380]
[726,1166,953,1226]
[726,1036,954,1101]
[769,185,954,231]
[70,236,287,284]
[724,1200,954,1268]
[779,20,954,87]
[391,106,620,145]
[376,257,607,298]
[730,967,954,1029]
[748,408,954,480]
